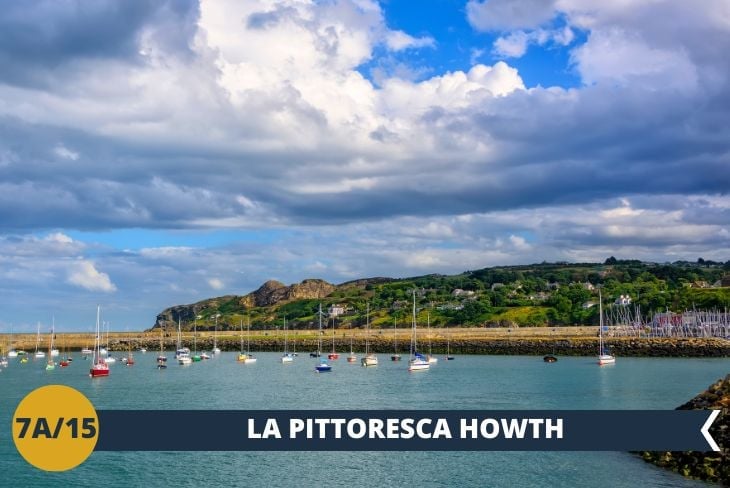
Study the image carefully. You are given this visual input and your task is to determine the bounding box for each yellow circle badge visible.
[12,385,99,471]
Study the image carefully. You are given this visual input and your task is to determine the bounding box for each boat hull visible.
[90,362,109,377]
[598,355,616,365]
[408,359,430,371]
[315,363,332,372]
[361,355,378,367]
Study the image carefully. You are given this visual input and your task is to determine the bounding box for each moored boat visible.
[361,303,377,367]
[408,290,430,372]
[89,306,109,378]
[314,304,332,372]
[281,316,295,363]
[597,289,616,366]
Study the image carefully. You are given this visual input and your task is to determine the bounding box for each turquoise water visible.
[1,353,728,486]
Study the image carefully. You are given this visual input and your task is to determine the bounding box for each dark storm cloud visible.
[0,0,199,87]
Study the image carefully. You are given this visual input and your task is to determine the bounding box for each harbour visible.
[1,353,728,486]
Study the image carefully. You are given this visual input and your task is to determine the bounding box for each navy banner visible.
[95,410,719,452]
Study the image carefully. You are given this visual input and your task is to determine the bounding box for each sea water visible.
[1,353,727,487]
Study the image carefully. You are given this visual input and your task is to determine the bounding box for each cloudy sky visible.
[1,0,728,331]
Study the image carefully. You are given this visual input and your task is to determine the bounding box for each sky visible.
[0,0,728,332]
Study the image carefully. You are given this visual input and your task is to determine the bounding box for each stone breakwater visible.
[639,374,730,484]
[100,337,730,357]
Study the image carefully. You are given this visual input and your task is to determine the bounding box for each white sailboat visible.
[408,290,429,372]
[597,289,616,365]
[327,316,339,360]
[157,327,167,368]
[281,316,294,363]
[34,322,45,359]
[361,303,377,367]
[7,324,18,358]
[244,316,256,363]
[192,318,201,362]
[212,314,221,355]
[45,327,56,371]
[98,321,107,356]
[50,316,60,357]
[347,331,357,363]
[176,318,191,365]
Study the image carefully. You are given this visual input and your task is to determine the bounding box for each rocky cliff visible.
[152,279,334,331]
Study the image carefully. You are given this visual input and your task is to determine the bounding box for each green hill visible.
[148,259,730,332]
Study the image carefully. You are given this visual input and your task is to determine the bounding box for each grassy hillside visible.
[149,259,730,332]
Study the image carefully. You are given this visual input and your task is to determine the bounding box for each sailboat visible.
[157,328,167,369]
[45,327,56,371]
[237,317,256,364]
[50,317,60,357]
[89,305,110,377]
[281,316,294,363]
[327,316,339,360]
[391,317,401,361]
[212,314,221,355]
[34,322,45,359]
[243,316,256,363]
[425,312,438,364]
[81,328,93,357]
[7,324,18,358]
[347,331,357,363]
[361,303,377,367]
[102,321,115,363]
[176,318,191,365]
[408,290,429,372]
[124,335,135,366]
[315,304,332,372]
[0,337,8,367]
[597,289,616,365]
[59,336,71,367]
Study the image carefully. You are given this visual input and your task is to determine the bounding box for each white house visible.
[328,304,345,317]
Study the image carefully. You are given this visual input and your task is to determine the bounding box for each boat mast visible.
[247,315,251,354]
[598,288,604,355]
[318,303,323,355]
[411,289,417,359]
[283,315,288,354]
[365,303,370,355]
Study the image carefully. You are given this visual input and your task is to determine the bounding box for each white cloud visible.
[44,232,74,244]
[571,28,698,91]
[493,27,575,58]
[493,31,530,57]
[53,144,79,161]
[385,30,435,51]
[467,0,557,31]
[208,278,225,290]
[67,260,117,292]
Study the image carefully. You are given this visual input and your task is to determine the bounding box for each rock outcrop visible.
[151,279,335,330]
[640,374,729,484]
